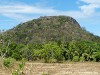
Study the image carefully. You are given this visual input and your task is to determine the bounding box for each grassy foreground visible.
[0,62,100,75]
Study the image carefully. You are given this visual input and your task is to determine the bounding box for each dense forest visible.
[0,16,100,62]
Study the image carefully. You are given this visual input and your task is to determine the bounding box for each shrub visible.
[80,56,85,62]
[12,53,22,60]
[73,56,79,62]
[94,52,100,62]
[3,57,15,68]
[82,53,89,61]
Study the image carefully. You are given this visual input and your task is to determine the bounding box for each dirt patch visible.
[0,62,100,75]
[23,62,100,75]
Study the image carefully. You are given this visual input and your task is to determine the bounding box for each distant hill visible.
[5,16,100,44]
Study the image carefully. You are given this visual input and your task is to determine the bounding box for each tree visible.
[0,30,11,59]
[0,30,12,68]
[20,45,33,61]
[42,42,62,62]
[67,41,77,60]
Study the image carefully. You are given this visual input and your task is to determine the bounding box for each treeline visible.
[0,40,100,62]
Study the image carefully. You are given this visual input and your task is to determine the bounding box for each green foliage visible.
[73,56,79,62]
[82,53,89,61]
[0,40,100,62]
[80,56,85,62]
[94,52,100,62]
[42,42,62,62]
[3,57,15,68]
[0,39,100,62]
[12,53,22,60]
[20,45,33,61]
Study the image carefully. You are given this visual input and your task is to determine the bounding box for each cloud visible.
[80,4,100,16]
[80,0,100,4]
[0,4,84,21]
[0,5,56,14]
[0,0,100,22]
[0,0,100,36]
[0,4,57,21]
[2,13,32,21]
[79,0,100,16]
[0,5,87,20]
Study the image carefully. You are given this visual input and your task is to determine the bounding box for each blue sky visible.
[0,0,100,36]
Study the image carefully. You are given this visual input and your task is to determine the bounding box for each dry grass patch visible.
[0,62,100,75]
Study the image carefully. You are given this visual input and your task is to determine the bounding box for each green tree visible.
[42,42,62,62]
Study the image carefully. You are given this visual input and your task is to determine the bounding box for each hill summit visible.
[6,16,100,44]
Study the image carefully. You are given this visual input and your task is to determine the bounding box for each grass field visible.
[0,62,100,75]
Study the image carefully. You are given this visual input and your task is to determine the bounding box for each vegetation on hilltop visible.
[6,16,100,44]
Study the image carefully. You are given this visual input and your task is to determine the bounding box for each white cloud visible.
[0,5,56,14]
[0,4,85,21]
[80,0,100,16]
[2,13,32,21]
[0,0,100,22]
[0,4,57,21]
[80,0,100,4]
[80,4,100,16]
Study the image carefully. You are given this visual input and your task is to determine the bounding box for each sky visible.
[0,0,100,36]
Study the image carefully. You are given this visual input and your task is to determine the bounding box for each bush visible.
[73,56,79,62]
[82,53,89,61]
[80,56,85,62]
[94,52,100,62]
[12,53,22,60]
[3,57,15,68]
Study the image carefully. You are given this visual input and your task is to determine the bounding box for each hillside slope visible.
[5,16,100,44]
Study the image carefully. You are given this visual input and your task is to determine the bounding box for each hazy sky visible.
[0,0,100,36]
